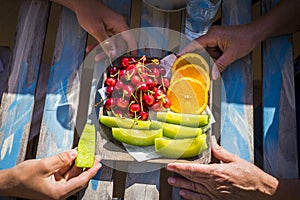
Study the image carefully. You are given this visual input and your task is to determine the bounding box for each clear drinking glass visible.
[185,0,221,40]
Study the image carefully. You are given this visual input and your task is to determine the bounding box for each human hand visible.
[166,138,278,200]
[180,25,260,80]
[3,149,101,200]
[71,0,137,57]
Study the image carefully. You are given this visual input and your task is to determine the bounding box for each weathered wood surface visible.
[0,0,50,169]
[0,47,11,104]
[220,0,254,162]
[262,0,298,178]
[36,7,87,158]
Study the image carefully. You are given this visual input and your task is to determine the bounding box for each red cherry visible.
[106,86,114,96]
[131,75,141,86]
[158,66,166,76]
[121,57,130,68]
[105,77,117,87]
[150,67,160,78]
[114,81,125,93]
[145,78,156,89]
[139,111,149,121]
[119,69,126,79]
[116,98,129,109]
[151,102,163,112]
[109,66,118,77]
[143,94,155,106]
[137,82,148,91]
[123,84,134,97]
[154,89,165,100]
[162,97,172,108]
[105,98,115,111]
[126,64,137,75]
[159,77,170,88]
[129,103,141,113]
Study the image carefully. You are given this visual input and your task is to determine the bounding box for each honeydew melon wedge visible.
[112,128,163,146]
[75,124,96,168]
[100,115,151,130]
[155,134,207,158]
[161,122,203,139]
[156,111,209,128]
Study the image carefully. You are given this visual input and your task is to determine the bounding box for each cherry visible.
[109,66,118,77]
[129,103,141,113]
[162,96,172,108]
[123,84,134,97]
[143,94,155,106]
[106,86,114,96]
[139,111,149,121]
[105,77,117,87]
[116,98,129,109]
[145,78,156,89]
[151,102,163,112]
[121,57,130,68]
[150,67,160,78]
[154,89,165,100]
[126,64,137,75]
[131,75,141,86]
[105,98,115,111]
[137,82,148,91]
[159,77,170,88]
[119,69,126,79]
[114,81,125,93]
[158,66,166,76]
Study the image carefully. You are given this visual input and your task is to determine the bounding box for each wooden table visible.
[0,0,298,199]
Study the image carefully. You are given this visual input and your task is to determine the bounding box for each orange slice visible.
[166,77,208,114]
[172,53,210,73]
[170,64,210,90]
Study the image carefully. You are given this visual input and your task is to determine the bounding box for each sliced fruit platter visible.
[98,52,211,160]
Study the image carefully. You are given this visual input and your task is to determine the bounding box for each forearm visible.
[250,0,300,42]
[0,169,19,197]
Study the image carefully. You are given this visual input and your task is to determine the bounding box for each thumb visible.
[211,137,238,163]
[212,48,237,80]
[46,149,77,172]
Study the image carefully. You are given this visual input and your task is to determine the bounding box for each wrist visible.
[0,168,19,196]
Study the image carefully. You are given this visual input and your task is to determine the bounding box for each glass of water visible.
[185,0,221,40]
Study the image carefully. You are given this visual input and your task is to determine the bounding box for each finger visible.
[212,140,239,163]
[179,40,205,55]
[213,48,237,73]
[168,176,207,193]
[179,189,211,200]
[100,38,117,57]
[86,42,98,53]
[62,159,102,196]
[166,163,212,179]
[45,149,77,173]
[64,164,82,181]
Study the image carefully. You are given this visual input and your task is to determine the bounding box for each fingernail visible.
[212,64,219,80]
[179,190,186,196]
[168,177,176,184]
[69,149,77,158]
[166,164,174,171]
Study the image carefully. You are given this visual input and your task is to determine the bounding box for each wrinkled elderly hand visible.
[180,24,260,80]
[166,139,278,200]
[0,149,101,200]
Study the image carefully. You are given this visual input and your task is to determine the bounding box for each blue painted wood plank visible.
[220,0,254,162]
[0,0,50,169]
[262,0,298,179]
[36,8,87,158]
